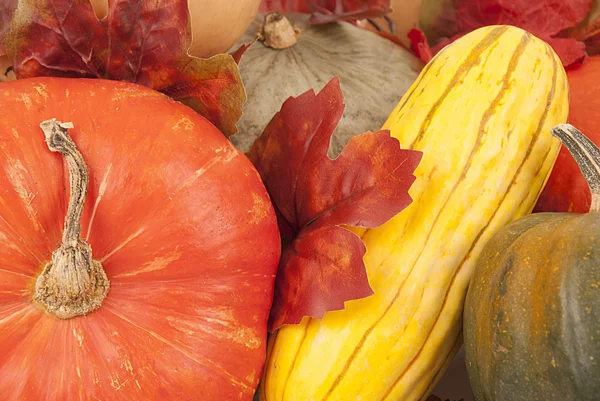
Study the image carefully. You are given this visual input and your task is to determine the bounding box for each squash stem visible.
[42,119,87,246]
[34,119,109,319]
[258,12,301,49]
[551,123,600,212]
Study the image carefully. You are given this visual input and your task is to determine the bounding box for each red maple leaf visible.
[408,28,433,63]
[456,0,591,66]
[259,0,392,24]
[247,77,422,332]
[5,0,245,136]
[565,0,600,56]
[229,39,258,64]
[410,0,593,67]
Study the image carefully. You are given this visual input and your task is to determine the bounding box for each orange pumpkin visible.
[0,77,280,400]
[534,56,600,213]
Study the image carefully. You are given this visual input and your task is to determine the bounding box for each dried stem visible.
[34,119,109,319]
[257,12,301,49]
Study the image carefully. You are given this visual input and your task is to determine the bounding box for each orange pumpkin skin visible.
[534,57,600,213]
[0,78,280,400]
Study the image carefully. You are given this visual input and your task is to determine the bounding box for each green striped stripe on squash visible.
[257,25,569,401]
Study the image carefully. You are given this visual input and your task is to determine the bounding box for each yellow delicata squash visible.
[258,25,569,401]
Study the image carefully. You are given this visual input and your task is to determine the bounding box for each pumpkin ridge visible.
[98,227,145,265]
[101,305,254,392]
[0,267,34,279]
[84,162,112,242]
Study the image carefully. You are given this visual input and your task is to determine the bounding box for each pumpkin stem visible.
[257,12,301,49]
[551,123,600,212]
[34,119,109,319]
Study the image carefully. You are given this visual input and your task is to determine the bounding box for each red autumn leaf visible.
[428,0,592,67]
[229,39,258,64]
[247,77,422,331]
[408,28,433,63]
[259,0,392,24]
[5,0,245,136]
[566,0,600,56]
[455,0,590,34]
[0,0,17,56]
[582,34,600,55]
[546,36,588,67]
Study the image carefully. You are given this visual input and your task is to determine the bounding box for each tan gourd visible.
[231,13,423,157]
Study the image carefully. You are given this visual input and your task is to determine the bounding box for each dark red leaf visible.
[0,0,17,56]
[5,0,245,136]
[259,0,392,23]
[229,39,258,64]
[583,33,600,55]
[545,36,587,66]
[455,0,591,34]
[408,28,433,63]
[426,0,592,68]
[268,225,372,328]
[565,0,600,56]
[247,77,422,331]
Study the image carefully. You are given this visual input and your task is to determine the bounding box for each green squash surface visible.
[464,208,600,400]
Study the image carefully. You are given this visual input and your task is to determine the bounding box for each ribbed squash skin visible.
[257,25,569,401]
[464,213,600,401]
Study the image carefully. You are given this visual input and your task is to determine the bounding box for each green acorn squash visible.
[464,123,600,401]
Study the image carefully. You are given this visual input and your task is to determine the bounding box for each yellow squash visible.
[258,25,569,401]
